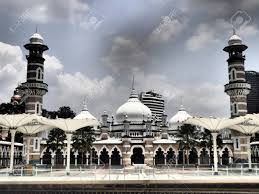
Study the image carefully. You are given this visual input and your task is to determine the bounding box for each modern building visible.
[139,90,165,121]
[245,71,259,114]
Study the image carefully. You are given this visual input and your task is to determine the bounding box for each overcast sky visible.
[0,0,259,120]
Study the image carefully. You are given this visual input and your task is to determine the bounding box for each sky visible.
[0,0,259,120]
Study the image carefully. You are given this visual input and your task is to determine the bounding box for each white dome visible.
[169,105,192,125]
[30,33,44,44]
[74,103,97,121]
[228,34,242,46]
[116,88,152,123]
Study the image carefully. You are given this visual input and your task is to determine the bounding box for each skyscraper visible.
[139,90,165,120]
[245,71,259,114]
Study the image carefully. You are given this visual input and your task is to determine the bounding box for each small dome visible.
[228,34,242,46]
[116,88,152,123]
[29,33,44,44]
[169,105,192,125]
[74,103,97,121]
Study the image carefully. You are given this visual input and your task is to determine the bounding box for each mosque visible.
[0,30,258,168]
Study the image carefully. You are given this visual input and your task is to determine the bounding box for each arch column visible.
[9,129,16,173]
[247,135,252,171]
[86,153,89,165]
[51,152,55,166]
[25,136,31,165]
[65,133,72,175]
[212,132,218,175]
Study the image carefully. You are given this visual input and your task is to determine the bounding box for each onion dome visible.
[12,94,22,101]
[228,29,242,46]
[116,87,152,123]
[29,33,44,44]
[74,103,97,121]
[169,105,192,126]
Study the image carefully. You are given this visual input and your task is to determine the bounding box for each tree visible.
[0,103,25,114]
[47,128,66,152]
[0,103,25,142]
[199,128,223,164]
[72,127,95,165]
[176,124,199,165]
[57,106,75,119]
[46,106,75,152]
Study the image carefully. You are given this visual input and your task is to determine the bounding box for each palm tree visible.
[199,128,223,164]
[47,128,66,152]
[45,106,75,152]
[176,124,199,165]
[72,127,95,165]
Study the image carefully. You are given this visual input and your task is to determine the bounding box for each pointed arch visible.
[110,146,122,156]
[98,145,110,156]
[220,145,233,157]
[153,146,166,157]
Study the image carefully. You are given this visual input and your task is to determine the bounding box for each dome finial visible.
[232,27,236,35]
[82,99,88,111]
[129,75,138,98]
[132,75,135,90]
[35,25,38,33]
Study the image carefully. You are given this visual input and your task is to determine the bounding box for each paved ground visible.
[1,168,259,193]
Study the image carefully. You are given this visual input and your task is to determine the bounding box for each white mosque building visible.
[0,31,258,168]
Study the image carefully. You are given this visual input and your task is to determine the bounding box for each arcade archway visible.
[131,147,144,164]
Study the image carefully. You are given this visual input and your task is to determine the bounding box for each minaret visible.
[21,31,48,115]
[224,30,251,117]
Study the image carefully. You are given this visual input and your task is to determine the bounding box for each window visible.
[35,139,38,150]
[231,69,236,80]
[33,138,40,152]
[36,68,43,81]
[36,104,40,114]
[235,138,239,149]
[234,104,237,114]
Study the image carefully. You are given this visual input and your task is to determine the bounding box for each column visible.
[75,157,77,167]
[198,157,200,165]
[26,136,31,165]
[51,153,55,166]
[86,154,89,165]
[175,154,178,165]
[212,132,218,175]
[164,154,167,165]
[65,133,72,175]
[109,157,111,166]
[9,129,16,173]
[247,135,252,171]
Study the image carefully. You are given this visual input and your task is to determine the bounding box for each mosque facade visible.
[0,31,258,168]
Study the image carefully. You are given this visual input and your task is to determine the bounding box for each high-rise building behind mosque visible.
[139,90,165,121]
[245,71,259,114]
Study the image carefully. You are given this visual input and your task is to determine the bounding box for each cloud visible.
[148,17,185,44]
[1,0,89,24]
[186,23,220,51]
[186,19,259,51]
[0,42,26,102]
[44,55,64,72]
[101,37,149,74]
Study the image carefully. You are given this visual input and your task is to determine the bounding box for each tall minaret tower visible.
[21,31,48,115]
[224,30,251,117]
